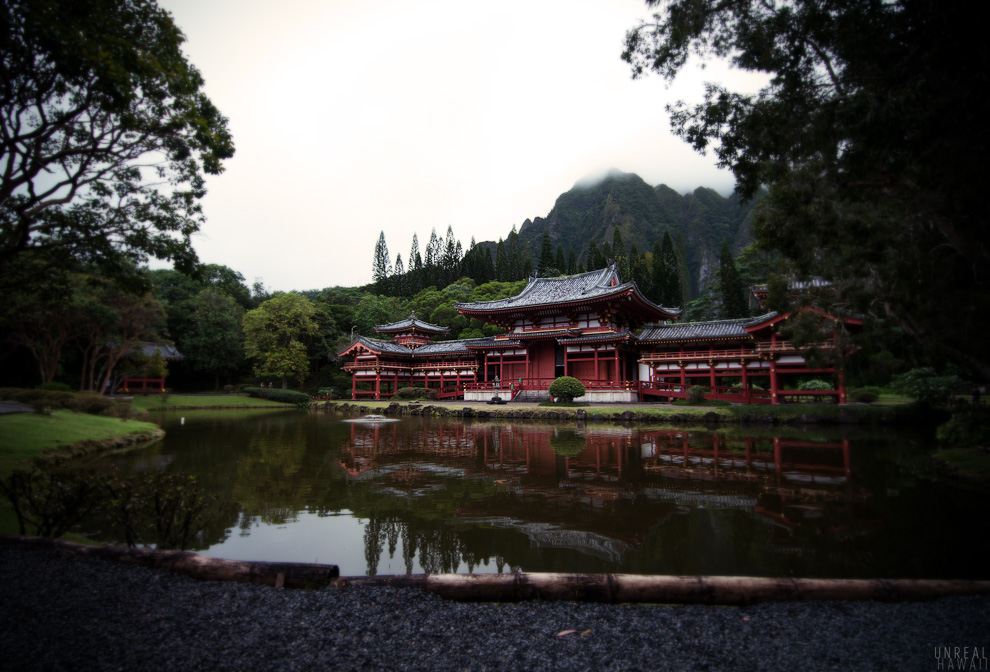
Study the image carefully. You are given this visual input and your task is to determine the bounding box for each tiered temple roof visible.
[375,312,450,335]
[456,264,678,321]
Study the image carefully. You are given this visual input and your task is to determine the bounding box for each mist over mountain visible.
[479,170,761,297]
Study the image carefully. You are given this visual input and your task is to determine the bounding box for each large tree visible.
[624,0,990,376]
[0,0,234,281]
[183,288,245,390]
[243,293,319,389]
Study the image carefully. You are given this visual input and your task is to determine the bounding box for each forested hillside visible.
[502,170,760,297]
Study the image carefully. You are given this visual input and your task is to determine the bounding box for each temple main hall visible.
[338,265,856,404]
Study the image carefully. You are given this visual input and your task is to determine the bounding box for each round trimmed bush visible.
[36,382,72,392]
[850,386,881,403]
[548,377,586,403]
[686,385,709,403]
[393,386,438,400]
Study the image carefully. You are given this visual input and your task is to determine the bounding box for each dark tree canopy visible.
[624,0,990,376]
[0,0,235,280]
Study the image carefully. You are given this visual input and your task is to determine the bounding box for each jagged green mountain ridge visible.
[483,170,761,297]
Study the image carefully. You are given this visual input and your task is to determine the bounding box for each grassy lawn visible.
[0,410,163,537]
[0,411,161,476]
[127,393,294,412]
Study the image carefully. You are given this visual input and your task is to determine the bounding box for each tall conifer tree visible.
[719,239,748,318]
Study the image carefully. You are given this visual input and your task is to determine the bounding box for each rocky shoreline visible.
[314,400,903,426]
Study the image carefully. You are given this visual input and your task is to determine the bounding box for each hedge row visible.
[242,387,311,405]
[0,388,124,416]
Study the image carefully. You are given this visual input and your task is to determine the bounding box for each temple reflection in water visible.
[338,420,878,576]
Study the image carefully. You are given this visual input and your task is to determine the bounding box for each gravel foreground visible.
[1,546,987,672]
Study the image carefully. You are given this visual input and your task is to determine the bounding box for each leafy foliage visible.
[393,386,438,400]
[623,0,989,376]
[0,0,234,281]
[243,293,321,388]
[686,385,708,403]
[0,462,101,537]
[890,368,963,408]
[798,379,832,392]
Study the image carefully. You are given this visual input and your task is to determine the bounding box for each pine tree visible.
[538,229,554,276]
[719,239,748,318]
[567,247,577,274]
[495,239,508,281]
[425,228,441,287]
[507,225,522,280]
[481,246,496,283]
[555,244,566,276]
[651,239,665,304]
[393,253,406,296]
[611,227,627,279]
[372,231,391,293]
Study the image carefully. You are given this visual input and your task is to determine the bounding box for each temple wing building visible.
[337,265,858,404]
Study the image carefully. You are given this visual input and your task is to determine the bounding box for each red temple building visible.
[338,264,858,404]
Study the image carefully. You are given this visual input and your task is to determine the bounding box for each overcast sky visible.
[158,0,766,292]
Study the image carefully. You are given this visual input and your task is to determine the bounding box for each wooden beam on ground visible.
[342,573,990,605]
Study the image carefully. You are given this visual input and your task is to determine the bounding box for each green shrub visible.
[849,386,881,403]
[548,376,586,403]
[937,408,990,448]
[393,386,438,400]
[36,382,72,392]
[798,379,833,391]
[243,386,311,405]
[0,388,121,415]
[686,385,709,403]
[0,462,102,537]
[891,367,963,406]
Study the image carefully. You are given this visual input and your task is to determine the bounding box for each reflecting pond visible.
[86,409,990,578]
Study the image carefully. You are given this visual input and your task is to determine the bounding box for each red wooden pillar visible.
[613,348,619,385]
[709,362,716,395]
[374,371,381,400]
[741,362,749,404]
[594,347,600,383]
[773,437,782,477]
[770,359,779,405]
[351,371,357,399]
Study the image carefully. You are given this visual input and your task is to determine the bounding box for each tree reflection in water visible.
[93,411,990,579]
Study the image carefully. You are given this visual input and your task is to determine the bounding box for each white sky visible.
[158,0,766,292]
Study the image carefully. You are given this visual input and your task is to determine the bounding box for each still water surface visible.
[89,409,989,578]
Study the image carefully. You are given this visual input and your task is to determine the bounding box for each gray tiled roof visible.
[463,337,523,349]
[455,265,678,315]
[561,329,636,344]
[340,335,488,357]
[376,312,449,334]
[638,313,778,343]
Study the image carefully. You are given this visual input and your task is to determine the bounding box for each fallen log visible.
[0,535,338,589]
[343,572,990,605]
